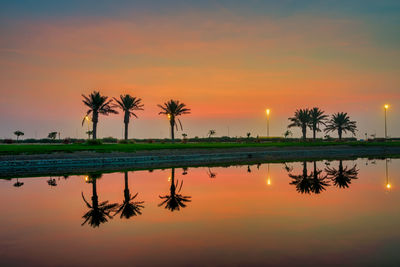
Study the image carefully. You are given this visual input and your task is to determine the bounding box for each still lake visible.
[1,158,399,266]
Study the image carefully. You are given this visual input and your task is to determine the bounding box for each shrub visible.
[4,139,13,144]
[102,137,118,143]
[63,138,71,144]
[86,139,103,145]
[118,139,135,144]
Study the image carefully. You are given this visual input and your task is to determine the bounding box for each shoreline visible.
[1,145,399,178]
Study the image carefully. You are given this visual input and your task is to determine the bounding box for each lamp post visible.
[384,104,389,139]
[85,116,91,139]
[266,109,270,138]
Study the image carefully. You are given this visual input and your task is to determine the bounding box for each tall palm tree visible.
[309,107,328,140]
[288,109,311,140]
[325,160,358,189]
[158,100,190,142]
[113,94,144,140]
[159,168,191,211]
[115,172,144,219]
[324,112,357,140]
[82,91,118,139]
[289,161,313,194]
[81,173,118,228]
[309,161,330,194]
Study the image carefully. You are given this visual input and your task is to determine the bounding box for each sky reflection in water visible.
[0,158,399,266]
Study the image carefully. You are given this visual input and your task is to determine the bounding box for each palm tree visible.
[208,129,216,138]
[14,131,24,141]
[81,173,118,228]
[324,112,357,140]
[289,161,313,194]
[309,107,328,140]
[159,168,191,211]
[48,132,58,140]
[325,160,358,189]
[309,161,330,194]
[158,100,190,142]
[113,94,144,140]
[288,109,311,140]
[82,91,118,139]
[115,172,144,219]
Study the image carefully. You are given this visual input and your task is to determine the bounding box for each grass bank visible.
[1,141,400,155]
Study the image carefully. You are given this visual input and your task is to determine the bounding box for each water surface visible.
[1,158,399,266]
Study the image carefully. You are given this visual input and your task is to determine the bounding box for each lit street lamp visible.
[385,159,391,191]
[384,104,389,139]
[266,109,270,137]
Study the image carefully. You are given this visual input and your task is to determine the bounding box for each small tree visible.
[246,132,251,138]
[86,130,93,139]
[208,130,216,138]
[14,131,24,141]
[324,112,357,140]
[182,133,187,139]
[283,129,293,139]
[48,132,58,140]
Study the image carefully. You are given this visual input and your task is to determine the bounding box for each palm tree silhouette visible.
[324,112,357,140]
[81,173,118,228]
[325,160,358,189]
[289,161,313,194]
[158,100,190,142]
[309,161,330,194]
[207,167,216,178]
[288,109,311,140]
[309,107,328,140]
[82,91,118,139]
[13,178,24,187]
[47,178,57,186]
[113,94,144,140]
[159,168,191,211]
[115,172,144,219]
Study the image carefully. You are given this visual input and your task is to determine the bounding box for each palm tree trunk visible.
[92,122,97,139]
[313,128,316,140]
[302,125,307,140]
[302,161,308,177]
[124,122,128,140]
[92,179,98,200]
[170,168,176,194]
[124,172,129,199]
[338,128,342,140]
[170,121,175,142]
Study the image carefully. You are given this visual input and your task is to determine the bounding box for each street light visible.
[266,163,271,186]
[266,109,270,137]
[384,104,389,139]
[385,159,391,191]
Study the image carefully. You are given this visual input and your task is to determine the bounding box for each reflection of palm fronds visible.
[283,163,293,172]
[289,173,312,194]
[310,168,330,194]
[326,161,358,189]
[81,193,118,228]
[115,192,144,219]
[159,180,191,212]
[47,178,57,186]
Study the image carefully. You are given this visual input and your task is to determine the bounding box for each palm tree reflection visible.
[325,160,358,189]
[159,168,191,212]
[13,178,24,187]
[289,161,313,194]
[288,161,330,194]
[310,161,330,194]
[81,173,118,228]
[115,172,144,219]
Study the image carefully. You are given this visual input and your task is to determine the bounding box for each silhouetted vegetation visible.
[325,112,357,140]
[158,100,190,142]
[325,160,359,188]
[14,131,24,141]
[288,109,311,140]
[309,107,328,140]
[82,91,118,139]
[113,94,144,141]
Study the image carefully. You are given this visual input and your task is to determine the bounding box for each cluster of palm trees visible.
[288,107,357,140]
[82,91,190,141]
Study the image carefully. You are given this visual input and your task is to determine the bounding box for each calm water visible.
[1,158,399,267]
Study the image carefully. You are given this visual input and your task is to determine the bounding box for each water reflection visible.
[159,168,192,212]
[325,160,358,189]
[81,173,118,228]
[115,172,144,219]
[207,167,217,179]
[13,178,24,187]
[289,161,313,194]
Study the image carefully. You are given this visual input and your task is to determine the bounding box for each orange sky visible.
[0,3,399,139]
